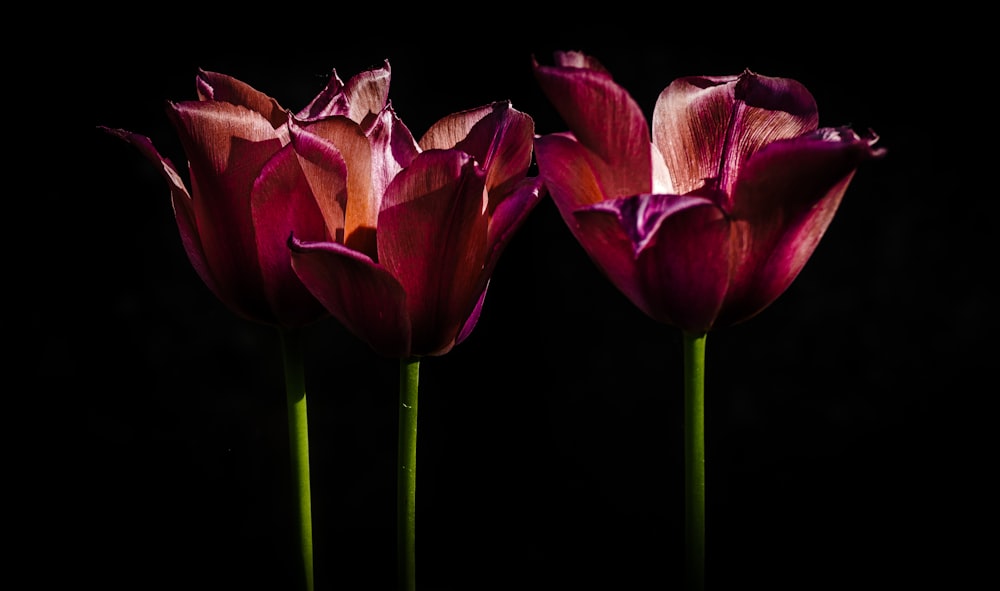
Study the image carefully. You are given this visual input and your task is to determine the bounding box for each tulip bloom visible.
[100,63,398,591]
[533,51,886,334]
[283,87,543,591]
[101,62,395,328]
[533,50,884,590]
[287,99,545,358]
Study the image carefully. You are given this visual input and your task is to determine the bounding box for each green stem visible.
[280,328,314,591]
[683,331,706,591]
[398,357,420,591]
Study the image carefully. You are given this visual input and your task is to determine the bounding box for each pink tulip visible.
[533,51,886,333]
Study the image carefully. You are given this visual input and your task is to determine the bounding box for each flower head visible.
[533,51,885,333]
[101,63,395,328]
[287,93,545,358]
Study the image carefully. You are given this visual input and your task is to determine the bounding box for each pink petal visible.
[166,101,285,306]
[575,192,731,331]
[343,60,392,125]
[196,69,288,128]
[99,126,224,303]
[250,145,331,327]
[534,132,611,228]
[295,68,349,120]
[719,126,885,326]
[652,70,819,207]
[378,150,489,356]
[533,52,653,198]
[290,236,411,358]
[288,117,358,247]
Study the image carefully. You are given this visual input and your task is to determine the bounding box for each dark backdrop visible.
[22,10,991,591]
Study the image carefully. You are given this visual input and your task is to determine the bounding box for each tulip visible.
[533,50,885,590]
[288,99,544,358]
[533,51,885,334]
[100,62,395,591]
[286,90,544,590]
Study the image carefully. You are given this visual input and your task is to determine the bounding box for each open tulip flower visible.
[284,78,544,590]
[100,62,400,591]
[287,99,545,359]
[533,50,885,590]
[533,51,885,334]
[101,63,397,329]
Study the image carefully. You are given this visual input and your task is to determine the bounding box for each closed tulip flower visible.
[532,50,885,590]
[533,51,885,334]
[100,62,397,591]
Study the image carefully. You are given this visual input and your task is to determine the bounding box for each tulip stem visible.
[398,357,420,591]
[280,328,314,591]
[683,331,706,591]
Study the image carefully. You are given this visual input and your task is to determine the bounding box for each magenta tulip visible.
[100,62,395,328]
[533,51,886,334]
[287,99,545,358]
[100,62,401,591]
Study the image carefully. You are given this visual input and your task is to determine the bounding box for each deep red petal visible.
[378,150,489,356]
[719,127,885,326]
[290,236,411,358]
[533,52,653,198]
[575,193,731,331]
[250,145,331,327]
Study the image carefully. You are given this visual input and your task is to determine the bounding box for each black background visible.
[20,9,992,591]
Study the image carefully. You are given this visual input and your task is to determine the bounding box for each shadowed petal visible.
[533,52,653,198]
[576,192,731,330]
[290,236,411,358]
[534,133,609,226]
[250,145,331,326]
[486,176,546,270]
[720,127,885,326]
[296,69,349,120]
[379,150,489,356]
[99,126,224,303]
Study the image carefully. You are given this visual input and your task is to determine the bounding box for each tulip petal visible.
[196,69,288,128]
[533,52,653,198]
[249,145,331,326]
[720,126,885,326]
[166,100,287,321]
[99,126,225,305]
[343,60,392,125]
[378,150,489,356]
[296,60,391,123]
[652,70,818,206]
[288,117,357,247]
[296,69,349,120]
[290,236,411,358]
[575,193,731,331]
[420,101,535,201]
[534,132,609,226]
